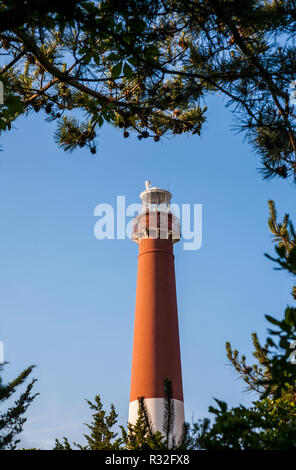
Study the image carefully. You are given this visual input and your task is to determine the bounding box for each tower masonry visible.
[128,181,184,443]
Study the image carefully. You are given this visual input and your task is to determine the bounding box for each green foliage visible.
[0,0,83,31]
[122,381,193,450]
[226,334,272,396]
[256,200,296,397]
[1,0,296,175]
[0,364,38,449]
[55,380,192,450]
[122,397,166,450]
[54,395,122,450]
[193,318,296,448]
[193,396,296,450]
[162,378,175,447]
[54,116,97,153]
[2,0,203,154]
[0,75,24,131]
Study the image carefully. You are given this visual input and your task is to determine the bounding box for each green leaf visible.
[284,307,296,325]
[82,1,97,14]
[94,55,101,67]
[267,337,276,347]
[111,62,122,80]
[265,315,281,327]
[288,246,296,265]
[279,337,289,349]
[123,62,133,79]
[214,398,228,413]
[107,53,120,62]
[144,45,159,58]
[128,56,139,67]
[78,47,89,55]
[83,54,92,65]
[275,245,286,258]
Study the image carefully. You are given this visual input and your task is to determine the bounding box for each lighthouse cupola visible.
[132,182,180,244]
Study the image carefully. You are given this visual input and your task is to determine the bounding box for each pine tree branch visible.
[11,28,129,109]
[0,49,25,73]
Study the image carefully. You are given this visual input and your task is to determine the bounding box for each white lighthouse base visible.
[128,398,185,445]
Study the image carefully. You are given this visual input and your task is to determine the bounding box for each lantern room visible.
[132,181,180,243]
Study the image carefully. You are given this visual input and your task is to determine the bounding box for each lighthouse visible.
[128,181,184,443]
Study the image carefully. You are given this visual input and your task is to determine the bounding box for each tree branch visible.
[0,50,25,74]
[12,28,130,109]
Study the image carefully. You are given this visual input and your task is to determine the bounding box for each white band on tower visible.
[129,398,185,445]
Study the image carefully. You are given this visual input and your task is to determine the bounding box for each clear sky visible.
[0,94,295,449]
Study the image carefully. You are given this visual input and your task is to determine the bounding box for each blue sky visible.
[0,94,295,449]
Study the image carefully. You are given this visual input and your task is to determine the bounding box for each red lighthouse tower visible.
[129,181,184,442]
